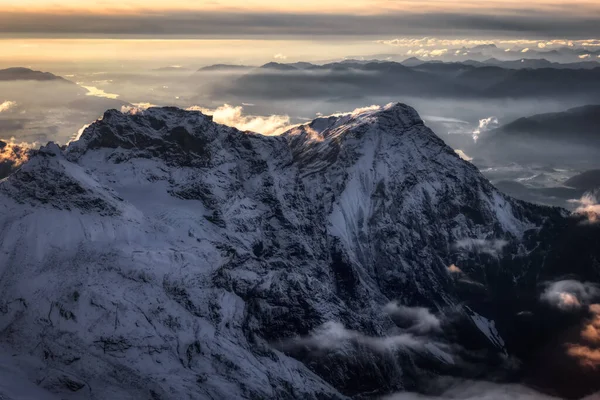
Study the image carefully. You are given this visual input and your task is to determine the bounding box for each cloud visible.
[274,53,287,60]
[579,54,592,59]
[0,101,16,113]
[187,104,291,135]
[383,380,561,400]
[570,193,600,224]
[284,320,452,364]
[472,116,498,142]
[68,123,92,144]
[454,150,473,162]
[1,11,600,38]
[454,239,508,256]
[81,85,120,99]
[540,280,600,311]
[429,48,448,57]
[447,264,463,274]
[567,304,600,369]
[0,138,37,171]
[377,38,600,50]
[384,303,442,334]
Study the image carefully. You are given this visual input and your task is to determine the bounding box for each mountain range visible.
[195,61,600,103]
[1,103,599,399]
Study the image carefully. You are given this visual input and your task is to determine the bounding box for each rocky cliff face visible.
[0,104,595,399]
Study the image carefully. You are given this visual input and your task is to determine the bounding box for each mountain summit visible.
[0,103,596,399]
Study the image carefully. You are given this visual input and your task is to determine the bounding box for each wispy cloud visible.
[383,379,561,399]
[472,117,498,143]
[384,302,442,334]
[187,104,291,135]
[455,150,473,162]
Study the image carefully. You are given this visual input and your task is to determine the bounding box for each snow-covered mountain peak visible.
[66,107,224,165]
[290,102,425,140]
[0,102,572,400]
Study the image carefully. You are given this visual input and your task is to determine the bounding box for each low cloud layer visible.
[81,85,120,100]
[281,304,453,363]
[383,380,562,400]
[289,321,442,354]
[377,38,600,49]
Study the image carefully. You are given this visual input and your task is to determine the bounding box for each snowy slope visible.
[0,104,562,399]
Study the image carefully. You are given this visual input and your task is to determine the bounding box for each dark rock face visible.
[0,104,598,399]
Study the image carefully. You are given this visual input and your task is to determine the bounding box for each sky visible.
[1,0,599,38]
[0,0,599,68]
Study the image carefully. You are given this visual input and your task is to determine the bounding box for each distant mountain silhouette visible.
[474,105,600,166]
[197,60,600,102]
[564,169,600,191]
[491,105,600,140]
[0,67,73,83]
[197,64,254,72]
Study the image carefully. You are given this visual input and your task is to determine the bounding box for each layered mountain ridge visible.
[0,103,597,399]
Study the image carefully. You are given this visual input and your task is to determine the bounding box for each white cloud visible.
[68,123,92,144]
[541,280,600,311]
[274,53,288,60]
[187,104,291,135]
[383,380,561,400]
[579,54,591,59]
[285,320,452,362]
[0,101,16,113]
[82,85,120,99]
[521,48,530,53]
[472,116,498,142]
[384,302,442,334]
[455,149,473,162]
[454,239,508,256]
[430,48,448,57]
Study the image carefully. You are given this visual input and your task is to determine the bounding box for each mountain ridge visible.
[0,103,597,399]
